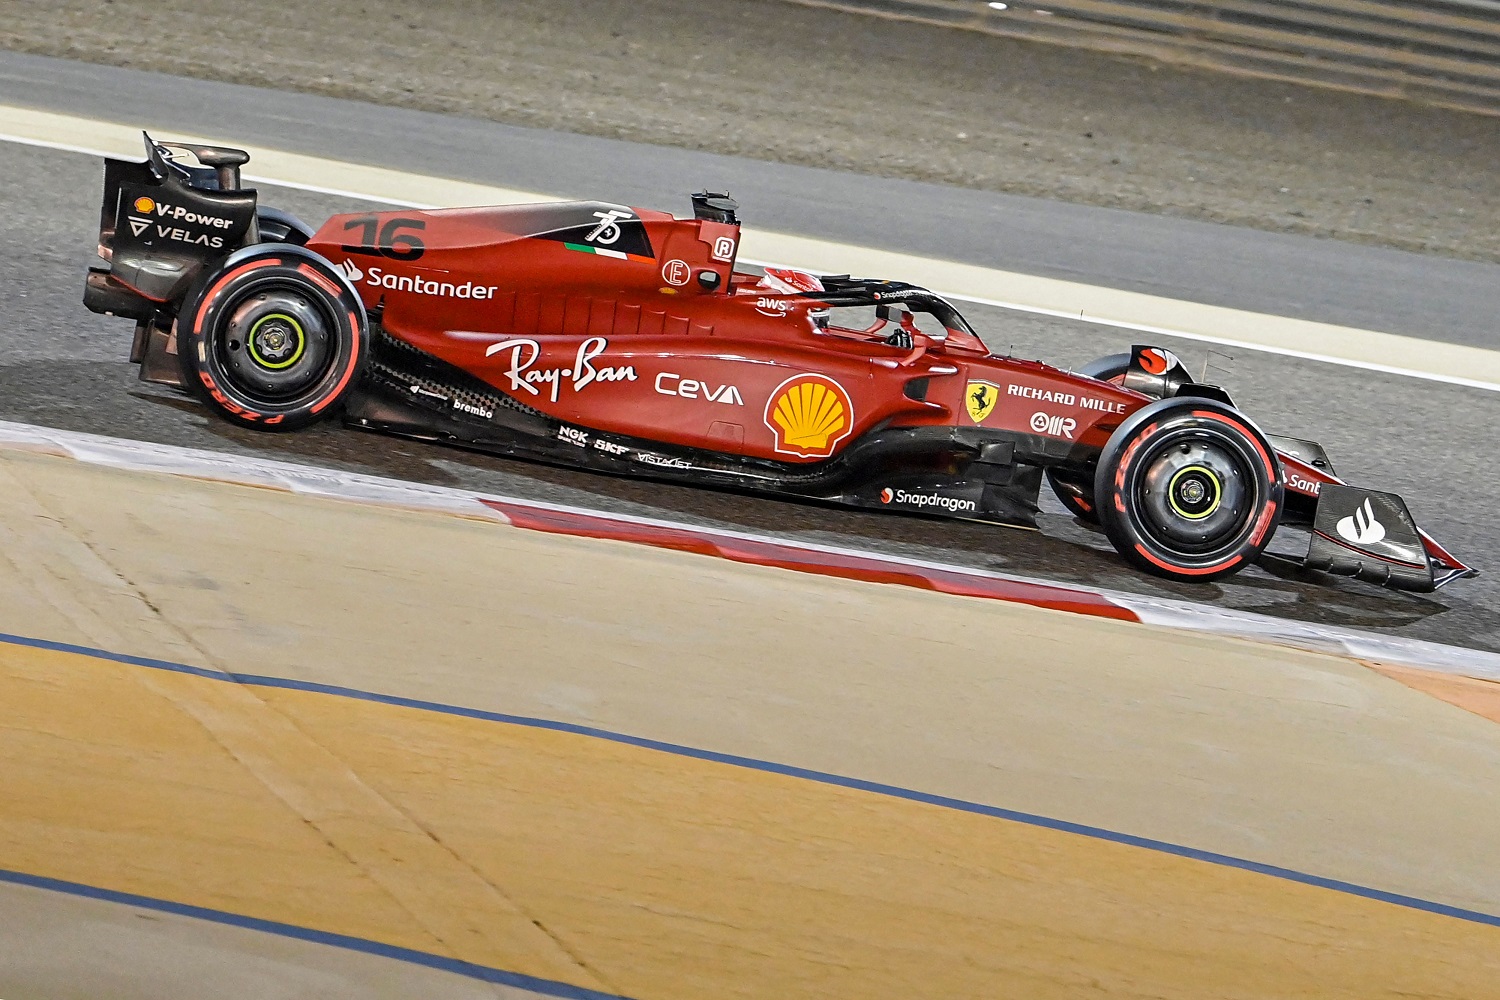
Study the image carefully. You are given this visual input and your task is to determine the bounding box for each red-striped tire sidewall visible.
[177,246,367,432]
[1094,396,1283,582]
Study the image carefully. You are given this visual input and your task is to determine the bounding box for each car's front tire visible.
[177,245,367,432]
[1095,396,1282,582]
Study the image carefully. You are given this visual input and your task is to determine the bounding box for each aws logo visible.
[764,374,853,458]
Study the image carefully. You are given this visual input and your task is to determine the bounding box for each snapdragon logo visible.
[879,487,977,513]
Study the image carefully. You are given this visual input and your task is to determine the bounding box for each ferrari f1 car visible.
[84,135,1473,591]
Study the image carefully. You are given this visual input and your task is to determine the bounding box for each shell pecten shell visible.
[764,374,854,458]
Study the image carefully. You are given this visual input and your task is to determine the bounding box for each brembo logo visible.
[880,487,977,513]
[1030,411,1077,439]
[1336,498,1386,545]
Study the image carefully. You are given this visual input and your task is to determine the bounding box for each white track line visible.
[3,104,1499,392]
[1,418,1495,680]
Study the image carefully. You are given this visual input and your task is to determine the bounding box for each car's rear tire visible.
[177,245,367,432]
[1076,353,1132,385]
[1095,396,1282,582]
[256,206,315,246]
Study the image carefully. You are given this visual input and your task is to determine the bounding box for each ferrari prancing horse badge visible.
[965,380,1000,424]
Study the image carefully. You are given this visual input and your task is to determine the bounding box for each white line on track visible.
[3,418,1497,679]
[4,104,1499,392]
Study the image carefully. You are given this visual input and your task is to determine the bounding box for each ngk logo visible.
[1030,411,1077,440]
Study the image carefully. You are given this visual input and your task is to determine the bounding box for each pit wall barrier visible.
[776,0,1500,115]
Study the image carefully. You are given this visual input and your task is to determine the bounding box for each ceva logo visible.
[1336,498,1386,545]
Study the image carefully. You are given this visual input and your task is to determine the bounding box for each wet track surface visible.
[5,141,1497,652]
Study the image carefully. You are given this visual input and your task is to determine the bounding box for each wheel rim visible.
[217,284,336,403]
[1134,432,1258,555]
[246,312,307,370]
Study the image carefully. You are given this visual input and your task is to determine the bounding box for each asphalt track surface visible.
[2,56,1499,652]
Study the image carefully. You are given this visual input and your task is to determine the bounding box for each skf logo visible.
[764,373,853,458]
[1030,410,1077,439]
[965,380,999,424]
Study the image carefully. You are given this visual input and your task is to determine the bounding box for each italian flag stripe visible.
[563,242,648,262]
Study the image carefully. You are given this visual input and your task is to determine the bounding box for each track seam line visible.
[8,629,1500,932]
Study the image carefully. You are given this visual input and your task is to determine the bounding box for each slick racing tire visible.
[177,245,367,432]
[1076,353,1133,386]
[1095,396,1283,582]
[255,206,316,246]
[1045,352,1135,523]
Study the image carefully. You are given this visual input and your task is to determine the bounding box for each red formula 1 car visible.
[84,135,1473,591]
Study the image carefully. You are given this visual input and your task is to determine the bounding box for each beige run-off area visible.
[2,446,1500,997]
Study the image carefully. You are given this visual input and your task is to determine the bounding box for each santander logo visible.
[1336,498,1386,546]
[1139,347,1179,374]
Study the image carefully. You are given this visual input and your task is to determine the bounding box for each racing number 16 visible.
[340,216,427,261]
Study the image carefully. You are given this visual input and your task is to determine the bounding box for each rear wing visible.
[88,133,258,310]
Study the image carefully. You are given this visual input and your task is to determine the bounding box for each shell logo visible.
[133,196,156,214]
[764,373,854,458]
